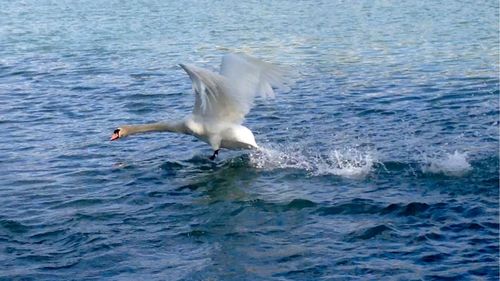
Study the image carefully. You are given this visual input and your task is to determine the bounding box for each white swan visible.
[110,53,291,160]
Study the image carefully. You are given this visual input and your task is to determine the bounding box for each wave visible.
[249,144,375,179]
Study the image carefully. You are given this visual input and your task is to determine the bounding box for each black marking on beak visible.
[111,128,121,141]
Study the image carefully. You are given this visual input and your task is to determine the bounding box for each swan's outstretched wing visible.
[180,53,290,124]
[180,63,247,123]
[220,53,290,99]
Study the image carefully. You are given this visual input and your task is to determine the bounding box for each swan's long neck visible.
[122,121,187,136]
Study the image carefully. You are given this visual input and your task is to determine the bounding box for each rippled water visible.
[1,0,498,280]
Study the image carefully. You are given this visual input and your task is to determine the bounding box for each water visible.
[0,0,498,280]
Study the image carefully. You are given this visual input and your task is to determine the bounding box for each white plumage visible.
[111,53,291,159]
[180,53,289,124]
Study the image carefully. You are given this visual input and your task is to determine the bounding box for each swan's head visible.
[110,127,130,141]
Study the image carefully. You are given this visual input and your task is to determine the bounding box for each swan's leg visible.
[209,149,219,160]
[208,135,221,160]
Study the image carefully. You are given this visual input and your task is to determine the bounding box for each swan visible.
[110,53,291,160]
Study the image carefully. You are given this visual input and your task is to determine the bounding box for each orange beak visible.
[110,132,119,141]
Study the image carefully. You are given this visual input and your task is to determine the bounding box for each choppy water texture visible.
[0,0,499,280]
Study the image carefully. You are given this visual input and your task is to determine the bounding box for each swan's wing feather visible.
[220,53,291,100]
[179,63,246,123]
[180,54,291,124]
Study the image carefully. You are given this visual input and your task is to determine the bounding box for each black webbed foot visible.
[209,149,219,160]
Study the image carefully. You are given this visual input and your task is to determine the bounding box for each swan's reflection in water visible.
[175,155,255,200]
[165,154,311,279]
[110,152,311,278]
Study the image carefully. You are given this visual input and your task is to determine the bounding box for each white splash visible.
[422,151,472,177]
[316,150,374,178]
[249,144,375,179]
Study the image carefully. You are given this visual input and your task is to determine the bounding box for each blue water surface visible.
[0,0,499,280]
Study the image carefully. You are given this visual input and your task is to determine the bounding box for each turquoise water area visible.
[0,0,498,280]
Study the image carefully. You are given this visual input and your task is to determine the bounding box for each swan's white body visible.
[184,116,258,150]
[112,53,290,157]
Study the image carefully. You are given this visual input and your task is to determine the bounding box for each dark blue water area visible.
[0,0,499,280]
